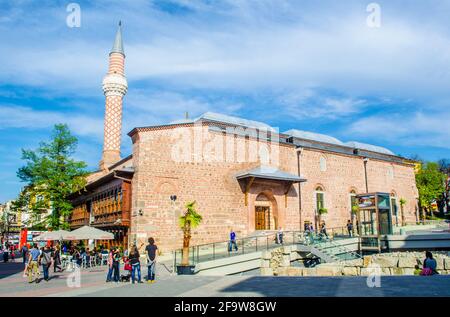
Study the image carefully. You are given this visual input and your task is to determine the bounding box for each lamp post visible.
[363,158,369,193]
[296,147,303,231]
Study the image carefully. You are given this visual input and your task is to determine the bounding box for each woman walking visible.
[53,245,62,273]
[106,248,114,282]
[129,245,143,284]
[112,248,121,283]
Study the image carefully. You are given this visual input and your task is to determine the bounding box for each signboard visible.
[358,195,375,208]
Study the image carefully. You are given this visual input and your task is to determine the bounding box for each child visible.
[121,255,132,282]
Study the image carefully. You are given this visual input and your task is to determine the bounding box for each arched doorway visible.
[254,192,277,230]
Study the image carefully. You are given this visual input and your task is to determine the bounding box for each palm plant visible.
[399,198,407,226]
[179,201,202,266]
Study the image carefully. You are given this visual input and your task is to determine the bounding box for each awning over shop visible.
[33,230,70,241]
[236,165,307,206]
[65,225,114,240]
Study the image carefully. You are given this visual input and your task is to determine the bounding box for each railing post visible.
[256,237,258,252]
[213,243,215,260]
[266,236,269,249]
[242,238,244,254]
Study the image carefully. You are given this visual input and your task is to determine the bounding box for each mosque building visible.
[69,23,419,253]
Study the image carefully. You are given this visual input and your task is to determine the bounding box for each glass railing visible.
[173,226,358,267]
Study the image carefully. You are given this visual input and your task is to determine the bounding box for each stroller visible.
[120,257,132,282]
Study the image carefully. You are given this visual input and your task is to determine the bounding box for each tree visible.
[415,162,446,219]
[437,159,450,215]
[16,124,88,230]
[179,201,202,266]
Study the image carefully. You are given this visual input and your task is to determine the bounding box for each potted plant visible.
[177,201,202,275]
[399,198,407,227]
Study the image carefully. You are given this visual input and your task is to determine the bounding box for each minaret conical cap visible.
[110,21,125,56]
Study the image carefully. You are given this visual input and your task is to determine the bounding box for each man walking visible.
[347,220,353,237]
[21,244,28,264]
[228,229,238,252]
[276,227,284,244]
[28,244,41,283]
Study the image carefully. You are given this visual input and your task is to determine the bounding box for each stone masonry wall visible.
[130,123,419,254]
[271,251,450,277]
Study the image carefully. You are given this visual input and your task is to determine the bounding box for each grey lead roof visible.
[110,21,124,56]
[344,141,395,156]
[196,112,276,132]
[236,166,306,182]
[283,129,345,146]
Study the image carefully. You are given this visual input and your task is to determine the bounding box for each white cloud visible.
[0,105,104,139]
[348,111,450,150]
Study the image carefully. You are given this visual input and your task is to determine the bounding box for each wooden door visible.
[255,206,268,230]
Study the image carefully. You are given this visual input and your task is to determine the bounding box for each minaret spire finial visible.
[110,21,124,56]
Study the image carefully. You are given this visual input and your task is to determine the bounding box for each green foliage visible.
[318,207,328,215]
[415,162,446,209]
[351,205,359,214]
[16,124,88,230]
[179,201,202,230]
[399,198,407,206]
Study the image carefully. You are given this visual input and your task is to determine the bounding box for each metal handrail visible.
[173,226,357,267]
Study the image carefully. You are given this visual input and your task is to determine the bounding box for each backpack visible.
[41,251,52,265]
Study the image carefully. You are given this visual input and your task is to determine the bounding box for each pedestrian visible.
[53,245,62,272]
[129,245,142,284]
[40,245,53,282]
[320,222,328,239]
[112,248,121,283]
[2,245,9,263]
[145,237,158,283]
[21,244,29,264]
[347,220,353,237]
[228,229,238,252]
[27,244,41,283]
[421,251,438,276]
[106,248,114,282]
[276,227,284,244]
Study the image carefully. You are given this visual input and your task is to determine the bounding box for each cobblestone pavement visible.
[1,261,450,297]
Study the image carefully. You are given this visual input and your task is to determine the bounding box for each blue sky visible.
[1,0,450,202]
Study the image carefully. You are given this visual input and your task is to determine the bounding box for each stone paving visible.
[1,261,450,297]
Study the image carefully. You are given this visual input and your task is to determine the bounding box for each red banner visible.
[19,228,28,248]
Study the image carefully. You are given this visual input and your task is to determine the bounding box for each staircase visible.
[312,239,361,262]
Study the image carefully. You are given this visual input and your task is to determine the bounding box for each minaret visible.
[99,21,128,170]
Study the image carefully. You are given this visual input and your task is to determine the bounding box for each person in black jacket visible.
[129,245,142,284]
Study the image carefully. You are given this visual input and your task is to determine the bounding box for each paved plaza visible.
[1,261,450,297]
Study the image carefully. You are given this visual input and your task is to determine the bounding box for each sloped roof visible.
[284,129,344,146]
[236,165,306,182]
[196,112,276,132]
[345,141,395,156]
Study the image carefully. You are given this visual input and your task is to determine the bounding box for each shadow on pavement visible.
[0,262,26,279]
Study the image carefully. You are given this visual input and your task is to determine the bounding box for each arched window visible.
[350,189,357,212]
[390,191,398,224]
[315,186,325,211]
[320,156,327,172]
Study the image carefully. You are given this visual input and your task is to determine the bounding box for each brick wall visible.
[129,124,418,253]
